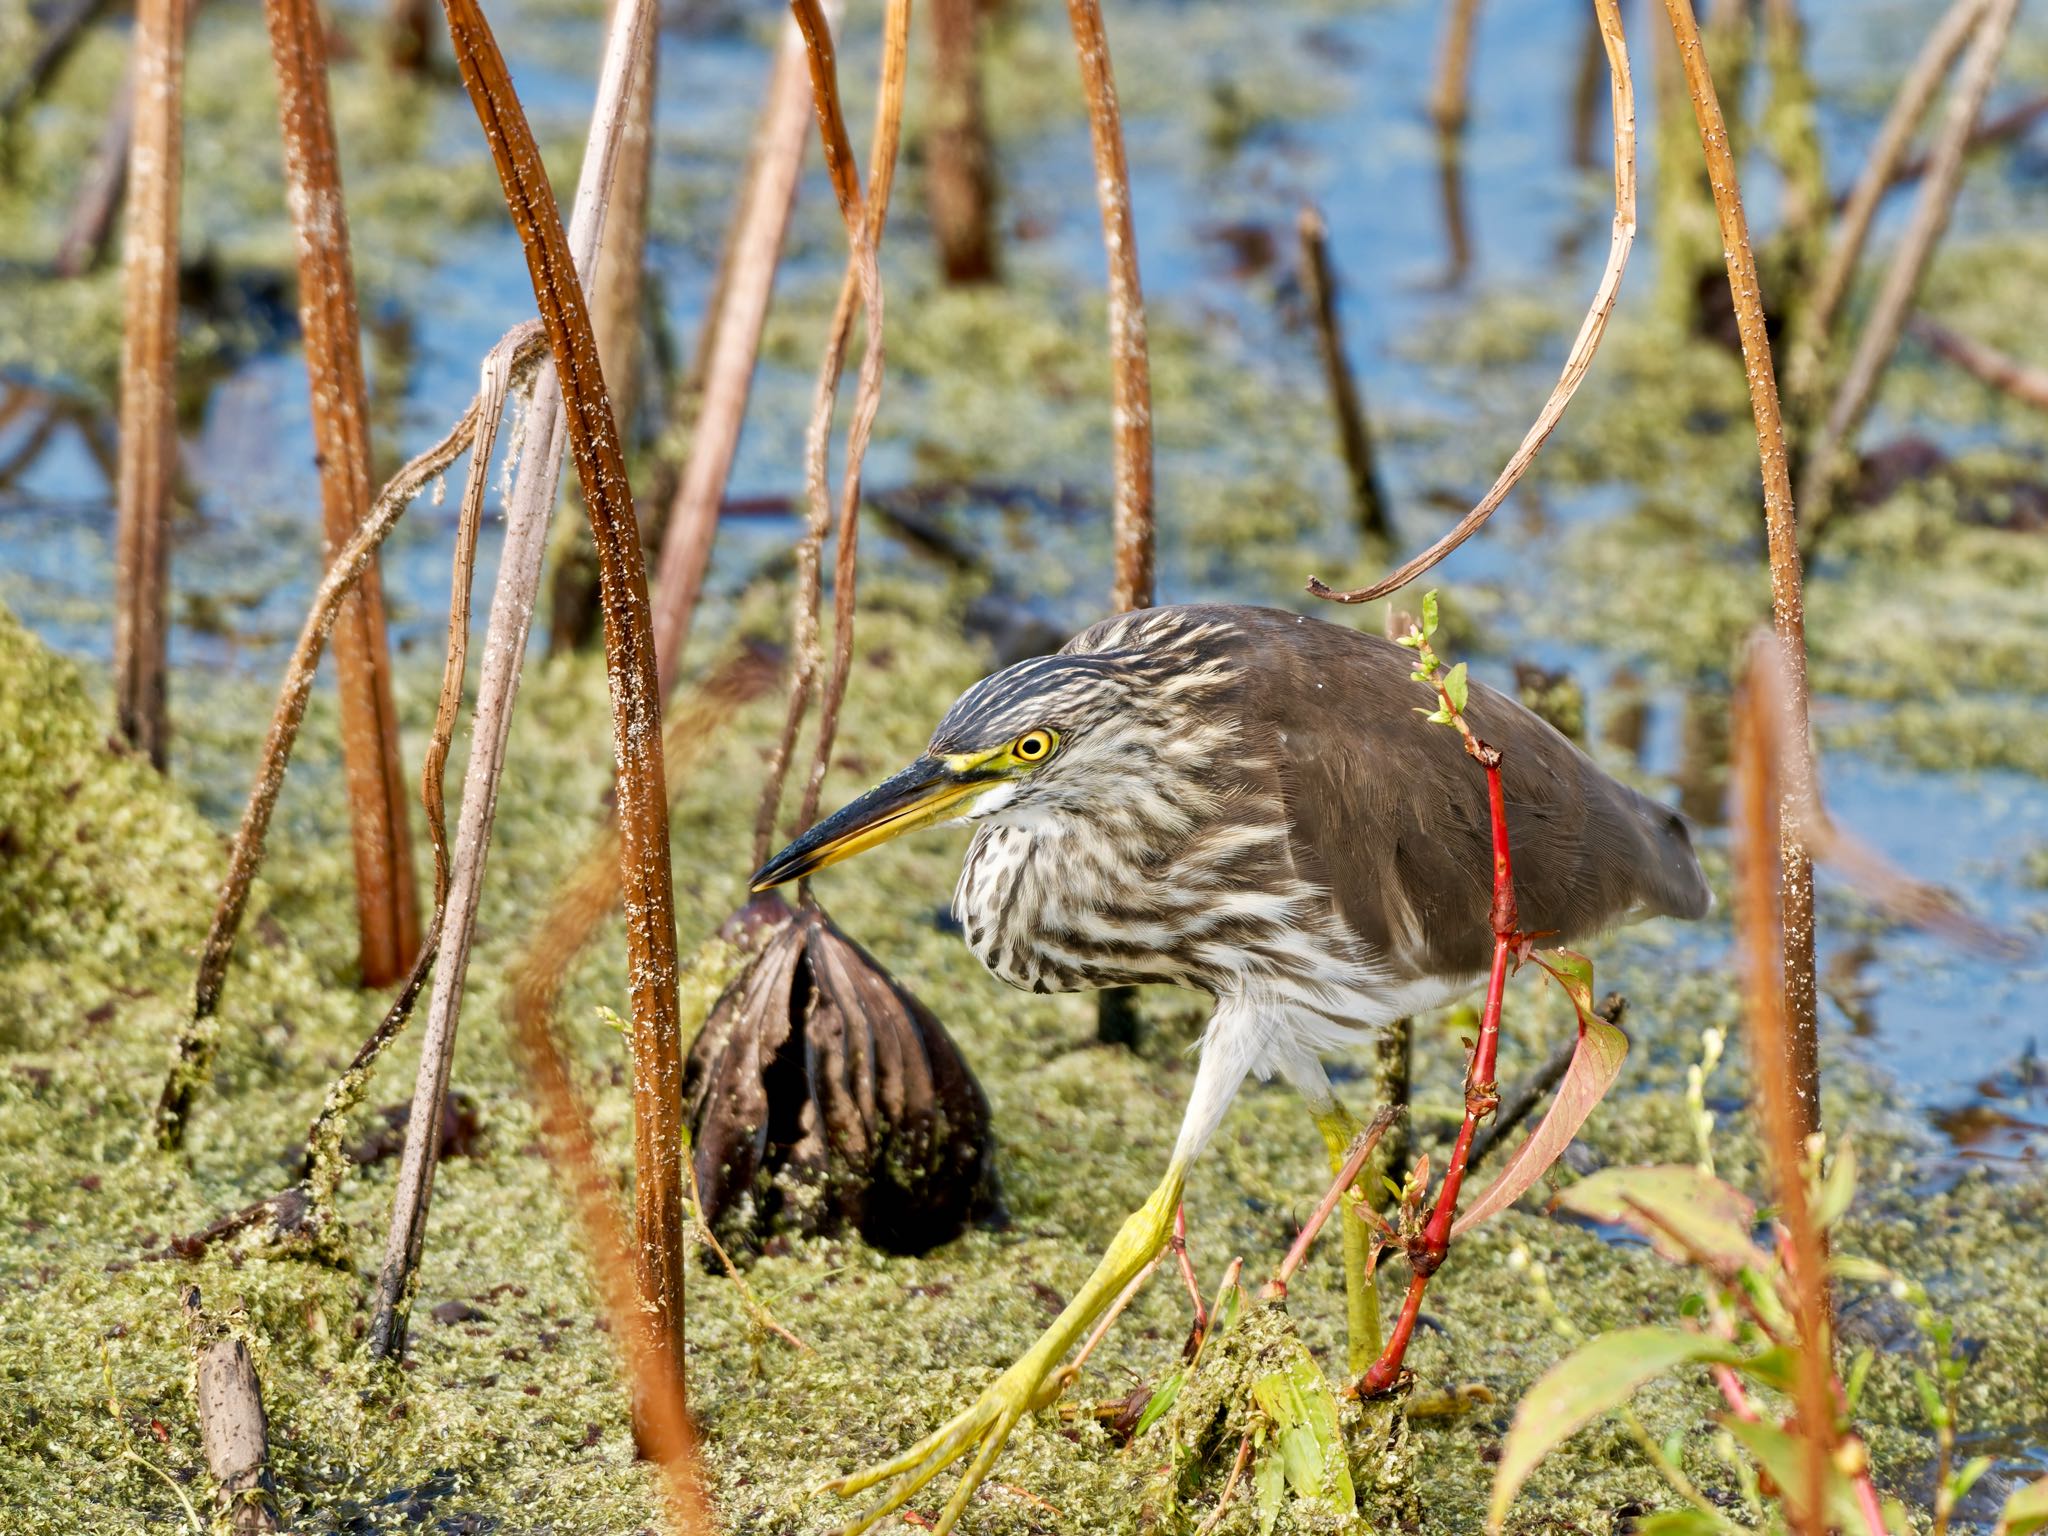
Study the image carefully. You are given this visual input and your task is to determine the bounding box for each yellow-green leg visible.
[828,1165,1187,1536]
[1312,1104,1384,1376]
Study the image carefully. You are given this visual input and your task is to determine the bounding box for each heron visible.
[752,602,1711,1534]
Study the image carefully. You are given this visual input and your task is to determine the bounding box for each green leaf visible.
[1249,1343,1355,1518]
[1722,1416,1865,1532]
[1542,948,1598,1021]
[1453,1011,1629,1237]
[1996,1474,2048,1536]
[1443,662,1469,714]
[1488,1328,1742,1531]
[1633,1512,1726,1535]
[1844,1347,1875,1413]
[1954,1455,1995,1505]
[1422,590,1440,636]
[1253,1435,1285,1536]
[1551,1165,1765,1273]
[1132,1369,1184,1439]
[1812,1140,1857,1231]
[1734,1345,1799,1395]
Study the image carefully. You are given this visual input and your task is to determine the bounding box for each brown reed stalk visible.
[649,15,818,693]
[548,0,658,659]
[926,0,999,283]
[154,322,546,1149]
[111,0,188,770]
[387,0,435,72]
[796,0,909,835]
[53,61,135,278]
[1659,0,1822,1145]
[750,0,904,853]
[1066,0,1154,614]
[1798,0,1985,385]
[265,0,423,989]
[1731,636,1836,1536]
[1297,204,1391,544]
[1801,0,2019,527]
[430,0,689,1397]
[512,975,717,1534]
[1908,313,2048,411]
[1310,0,1634,607]
[1429,0,1483,133]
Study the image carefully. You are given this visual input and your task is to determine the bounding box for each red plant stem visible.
[1360,750,1511,1395]
[1263,1108,1397,1301]
[1172,1204,1207,1337]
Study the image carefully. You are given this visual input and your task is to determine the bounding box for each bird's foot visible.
[823,1340,1062,1535]
[825,1172,1184,1536]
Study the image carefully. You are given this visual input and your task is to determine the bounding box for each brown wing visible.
[1200,607,1708,980]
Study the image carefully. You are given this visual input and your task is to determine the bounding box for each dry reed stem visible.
[650,15,818,693]
[1067,0,1154,613]
[153,322,546,1149]
[512,971,716,1533]
[0,0,113,128]
[111,0,187,769]
[1908,313,2048,410]
[265,0,422,989]
[1308,0,1634,607]
[1659,0,1821,1146]
[1429,0,1483,133]
[797,0,910,835]
[1802,0,1986,365]
[1731,636,1836,1536]
[53,58,135,278]
[1801,0,2020,525]
[1297,203,1391,544]
[926,0,999,283]
[753,0,904,854]
[549,0,659,659]
[373,0,689,1400]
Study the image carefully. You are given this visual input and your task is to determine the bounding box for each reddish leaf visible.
[1452,1011,1628,1238]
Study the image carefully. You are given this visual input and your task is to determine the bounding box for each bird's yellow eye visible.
[1012,730,1056,763]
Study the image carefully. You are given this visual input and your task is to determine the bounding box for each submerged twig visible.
[265,0,422,989]
[1658,0,1821,1147]
[926,0,1000,283]
[1799,0,1986,379]
[1308,0,1633,606]
[111,0,188,769]
[1298,204,1391,545]
[650,12,818,693]
[183,1289,280,1534]
[53,58,135,278]
[1801,0,2020,527]
[1908,313,2048,411]
[1429,0,1483,133]
[153,321,545,1150]
[1067,0,1154,613]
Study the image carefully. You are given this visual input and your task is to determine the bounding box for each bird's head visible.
[750,649,1171,891]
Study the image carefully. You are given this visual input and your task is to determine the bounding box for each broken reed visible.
[434,0,688,1393]
[264,0,423,989]
[926,0,999,283]
[1309,0,1635,607]
[548,0,659,659]
[1066,0,1155,614]
[1658,0,1822,1147]
[649,14,817,692]
[111,0,187,770]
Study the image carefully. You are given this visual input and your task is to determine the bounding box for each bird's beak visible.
[750,755,1002,891]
